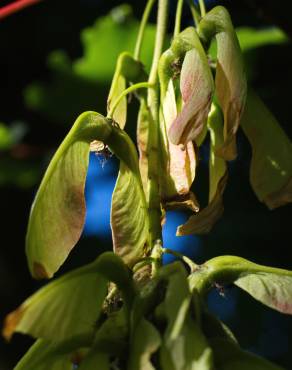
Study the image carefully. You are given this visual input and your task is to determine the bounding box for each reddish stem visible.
[0,0,42,20]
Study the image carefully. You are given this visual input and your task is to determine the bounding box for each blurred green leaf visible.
[0,123,13,150]
[24,5,156,124]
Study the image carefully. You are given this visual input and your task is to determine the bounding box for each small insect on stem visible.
[90,140,113,168]
[213,282,226,297]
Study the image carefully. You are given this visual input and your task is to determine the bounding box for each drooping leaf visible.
[3,252,135,342]
[26,110,148,278]
[25,112,112,279]
[177,105,227,236]
[210,338,283,370]
[160,79,198,208]
[14,335,91,370]
[168,29,214,145]
[199,6,247,160]
[241,90,292,209]
[128,318,161,370]
[235,271,292,315]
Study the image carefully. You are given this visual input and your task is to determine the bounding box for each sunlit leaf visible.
[241,90,292,209]
[199,6,247,160]
[14,335,91,370]
[26,110,148,278]
[128,318,161,370]
[177,105,227,235]
[26,112,111,279]
[210,338,283,370]
[3,252,135,342]
[168,28,214,145]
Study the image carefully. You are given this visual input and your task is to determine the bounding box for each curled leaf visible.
[168,30,214,145]
[26,112,112,279]
[241,90,292,209]
[26,110,148,278]
[199,6,247,160]
[177,105,227,236]
[160,79,198,206]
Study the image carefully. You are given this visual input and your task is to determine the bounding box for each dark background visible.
[0,0,292,368]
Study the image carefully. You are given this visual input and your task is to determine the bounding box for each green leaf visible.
[241,90,292,209]
[25,112,112,278]
[128,318,161,370]
[14,335,91,370]
[235,271,292,315]
[26,110,148,278]
[199,6,247,160]
[4,252,135,342]
[210,338,283,370]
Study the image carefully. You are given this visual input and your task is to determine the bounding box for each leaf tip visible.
[2,305,26,341]
[33,262,50,279]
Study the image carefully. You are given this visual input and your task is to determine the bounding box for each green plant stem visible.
[162,248,198,272]
[188,0,201,26]
[174,0,184,37]
[134,0,157,60]
[146,0,168,248]
[198,0,206,17]
[107,82,153,119]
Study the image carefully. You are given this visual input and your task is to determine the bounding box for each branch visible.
[0,0,42,20]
